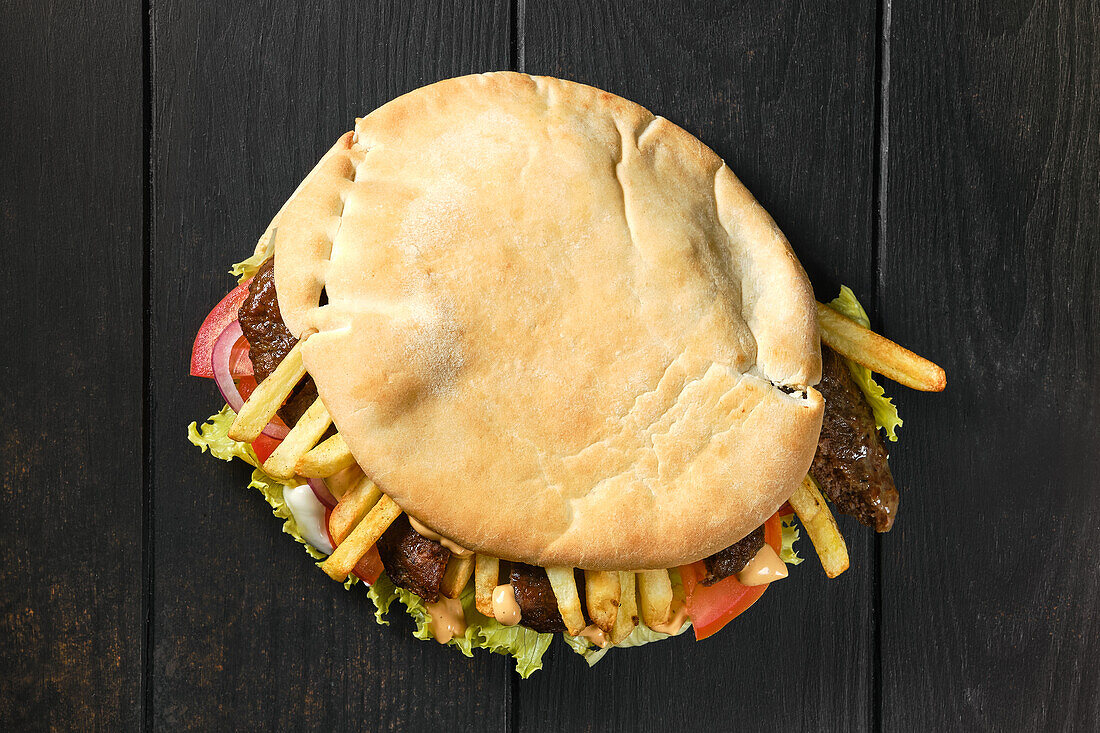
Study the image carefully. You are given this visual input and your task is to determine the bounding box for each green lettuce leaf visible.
[365,574,398,625]
[189,406,556,676]
[187,406,258,466]
[780,514,804,565]
[229,233,274,282]
[826,286,904,441]
[475,619,555,678]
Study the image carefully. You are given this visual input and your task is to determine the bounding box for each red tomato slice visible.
[250,433,281,464]
[353,547,385,585]
[237,375,258,402]
[190,280,252,378]
[229,336,253,377]
[322,509,384,584]
[682,512,783,641]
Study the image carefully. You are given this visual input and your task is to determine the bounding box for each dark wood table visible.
[2,1,1097,730]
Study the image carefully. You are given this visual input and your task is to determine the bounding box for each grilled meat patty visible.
[811,345,899,531]
[509,563,568,633]
[237,258,318,426]
[702,525,765,585]
[376,514,451,603]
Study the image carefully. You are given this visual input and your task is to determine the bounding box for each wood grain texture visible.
[0,2,144,731]
[518,2,880,730]
[148,2,513,730]
[4,0,1097,729]
[880,0,1100,729]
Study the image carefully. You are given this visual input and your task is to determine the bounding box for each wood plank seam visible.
[141,0,155,730]
[872,0,892,730]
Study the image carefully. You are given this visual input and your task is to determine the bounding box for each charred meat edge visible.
[376,514,451,603]
[509,563,568,633]
[701,526,765,585]
[810,345,899,532]
[237,257,319,426]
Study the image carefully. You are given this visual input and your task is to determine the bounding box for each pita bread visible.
[265,72,823,570]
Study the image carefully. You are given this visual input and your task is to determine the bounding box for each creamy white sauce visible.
[283,483,334,554]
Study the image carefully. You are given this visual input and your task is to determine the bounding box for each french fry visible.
[297,433,356,478]
[789,474,850,578]
[609,571,638,644]
[322,495,402,581]
[328,476,382,545]
[817,302,946,392]
[636,570,674,627]
[584,570,621,633]
[544,567,586,635]
[228,340,307,442]
[440,554,475,599]
[261,398,333,480]
[474,555,500,616]
[322,463,366,502]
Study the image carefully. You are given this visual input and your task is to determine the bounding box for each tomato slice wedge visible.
[250,433,281,464]
[353,547,385,585]
[229,336,253,378]
[322,510,384,584]
[237,375,258,403]
[190,280,252,378]
[681,512,783,641]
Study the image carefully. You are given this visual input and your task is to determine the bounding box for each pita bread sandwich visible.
[188,73,945,676]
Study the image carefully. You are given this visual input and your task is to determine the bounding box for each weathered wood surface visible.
[0,2,145,731]
[1,0,1097,730]
[879,1,1100,730]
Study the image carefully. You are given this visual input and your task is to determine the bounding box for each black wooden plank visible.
[881,1,1100,729]
[517,2,880,729]
[149,2,513,730]
[0,2,144,731]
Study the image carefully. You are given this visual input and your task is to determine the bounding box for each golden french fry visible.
[228,340,307,442]
[544,567,586,635]
[261,398,333,480]
[584,570,621,633]
[328,476,382,545]
[609,571,638,644]
[636,570,673,627]
[440,554,475,599]
[297,433,356,478]
[474,555,500,616]
[789,474,850,578]
[321,463,366,501]
[322,495,401,581]
[817,302,946,392]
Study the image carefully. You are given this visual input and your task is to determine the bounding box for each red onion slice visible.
[308,478,338,509]
[211,321,246,412]
[211,320,289,440]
